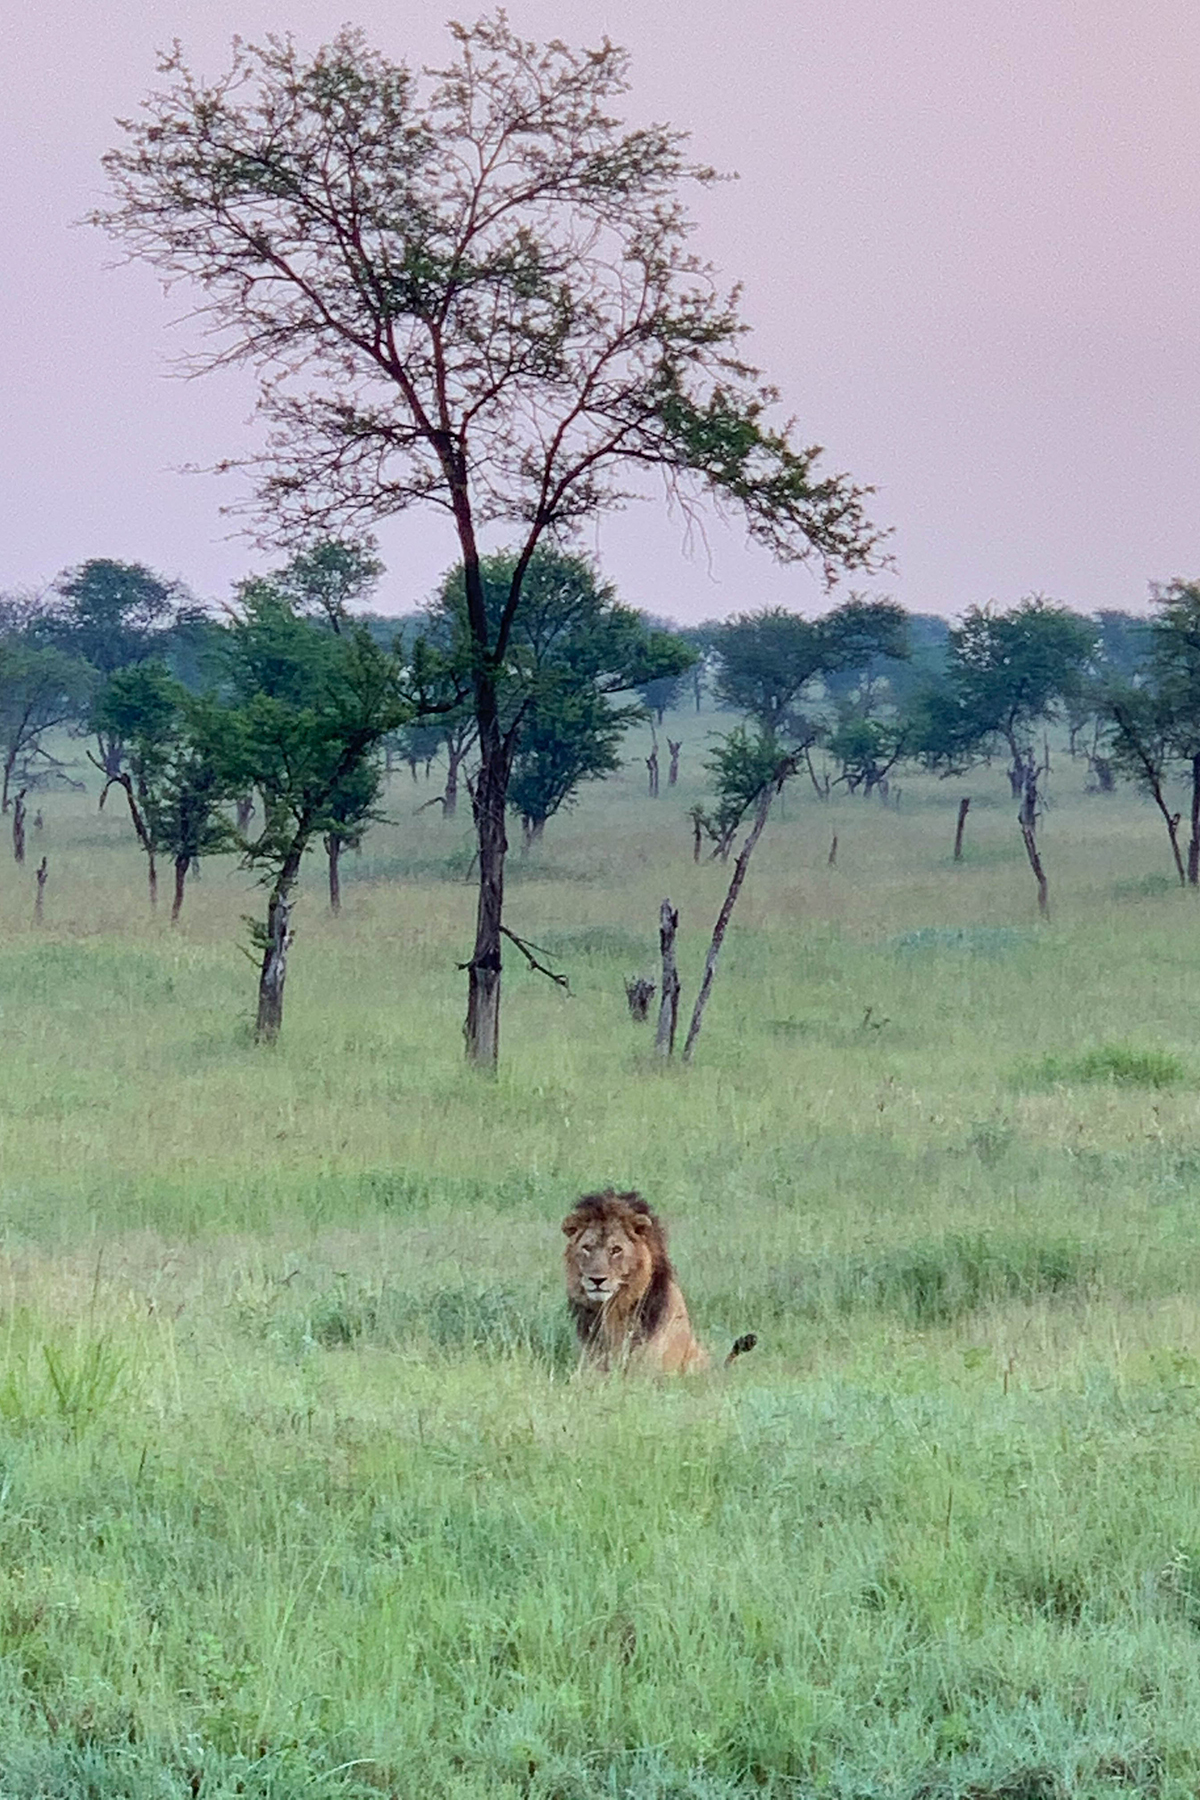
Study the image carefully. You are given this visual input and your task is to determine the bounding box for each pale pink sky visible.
[2,0,1197,621]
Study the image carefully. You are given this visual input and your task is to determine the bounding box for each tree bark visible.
[326,834,342,913]
[953,796,970,861]
[465,700,507,1069]
[1018,767,1049,918]
[34,856,47,924]
[170,855,188,924]
[12,792,25,865]
[667,740,681,786]
[655,900,680,1057]
[255,892,293,1043]
[1189,755,1200,887]
[683,773,786,1062]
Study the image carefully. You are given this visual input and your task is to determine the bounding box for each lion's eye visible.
[609,1244,622,1258]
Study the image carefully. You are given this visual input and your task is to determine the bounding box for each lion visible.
[562,1189,756,1374]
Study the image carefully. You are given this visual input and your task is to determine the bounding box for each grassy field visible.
[2,722,1200,1797]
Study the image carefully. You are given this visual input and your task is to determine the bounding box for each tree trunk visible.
[464,705,507,1069]
[1018,767,1049,918]
[646,750,659,797]
[255,892,293,1043]
[236,793,255,836]
[667,740,681,786]
[1189,755,1200,887]
[443,749,460,818]
[170,855,188,924]
[12,792,25,864]
[827,834,838,867]
[34,856,47,924]
[953,796,971,861]
[326,834,342,913]
[683,775,785,1062]
[692,811,703,863]
[655,900,680,1057]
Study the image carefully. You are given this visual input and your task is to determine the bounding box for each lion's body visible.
[561,1190,718,1374]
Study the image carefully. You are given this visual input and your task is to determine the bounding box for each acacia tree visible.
[213,588,407,1039]
[427,546,692,846]
[97,17,881,1067]
[1103,582,1200,886]
[93,662,236,916]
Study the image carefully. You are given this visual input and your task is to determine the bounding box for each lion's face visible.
[563,1199,655,1315]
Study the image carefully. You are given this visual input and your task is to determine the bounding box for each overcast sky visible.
[2,0,1197,621]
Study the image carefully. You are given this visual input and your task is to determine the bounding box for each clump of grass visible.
[285,1280,577,1369]
[829,1234,1090,1326]
[1020,1044,1187,1090]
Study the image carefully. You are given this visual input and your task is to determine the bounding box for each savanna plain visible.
[2,724,1200,1800]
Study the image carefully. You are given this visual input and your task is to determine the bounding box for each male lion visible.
[562,1189,756,1374]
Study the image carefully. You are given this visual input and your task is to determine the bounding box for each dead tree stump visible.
[12,792,26,865]
[655,900,680,1057]
[624,977,656,1022]
[953,796,971,861]
[646,749,659,797]
[667,740,682,786]
[1018,768,1049,918]
[34,856,47,924]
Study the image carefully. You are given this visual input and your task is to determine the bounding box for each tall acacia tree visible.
[97,16,882,1066]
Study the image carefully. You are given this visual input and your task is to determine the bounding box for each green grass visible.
[2,730,1200,1794]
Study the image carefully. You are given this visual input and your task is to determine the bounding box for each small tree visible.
[93,663,236,916]
[945,598,1096,791]
[427,547,692,845]
[682,732,799,1061]
[51,559,185,781]
[0,634,92,811]
[214,588,405,1039]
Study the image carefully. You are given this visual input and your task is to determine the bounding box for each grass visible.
[1,728,1200,1793]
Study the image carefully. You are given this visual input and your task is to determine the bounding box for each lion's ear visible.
[561,1214,582,1237]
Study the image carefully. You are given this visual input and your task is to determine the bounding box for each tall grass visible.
[1,731,1199,1794]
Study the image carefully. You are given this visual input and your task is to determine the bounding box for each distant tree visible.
[426,547,693,844]
[0,635,92,811]
[508,681,629,846]
[50,558,186,780]
[1107,581,1200,886]
[270,538,384,632]
[96,17,882,1066]
[212,587,406,1039]
[1104,682,1185,885]
[827,712,909,796]
[93,662,236,916]
[715,599,908,737]
[322,755,383,913]
[678,622,725,712]
[942,598,1096,791]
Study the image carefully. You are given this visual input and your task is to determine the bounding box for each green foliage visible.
[940,597,1098,761]
[692,725,794,853]
[93,664,236,888]
[429,547,692,834]
[714,598,909,735]
[51,558,182,677]
[215,587,406,874]
[0,634,92,805]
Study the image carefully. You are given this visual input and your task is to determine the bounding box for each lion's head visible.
[561,1189,671,1333]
